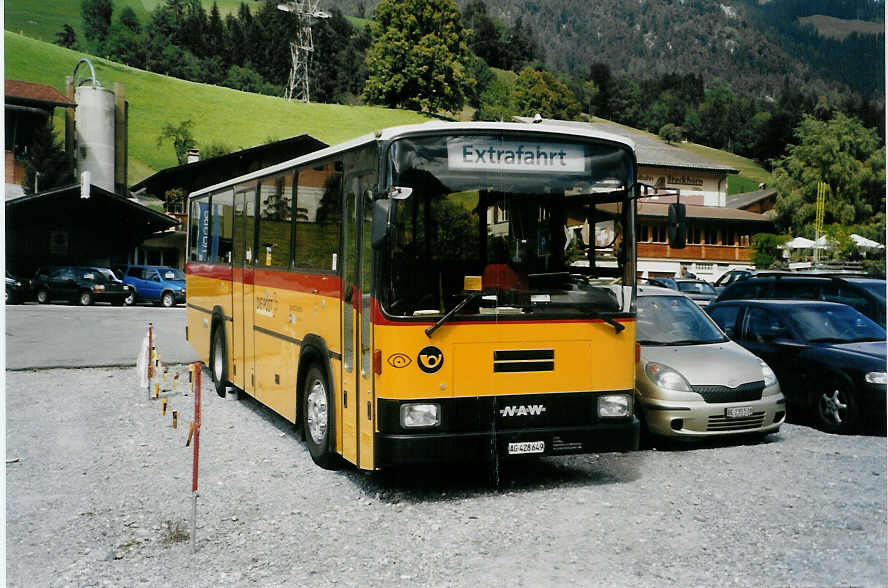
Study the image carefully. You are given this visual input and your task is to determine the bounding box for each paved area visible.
[5,304,198,370]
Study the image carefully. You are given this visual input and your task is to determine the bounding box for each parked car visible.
[122,265,186,307]
[31,266,131,306]
[6,271,28,304]
[646,276,677,290]
[674,278,718,307]
[634,285,785,441]
[713,268,754,293]
[707,299,886,434]
[715,273,886,327]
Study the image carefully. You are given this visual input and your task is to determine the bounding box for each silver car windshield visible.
[637,295,727,345]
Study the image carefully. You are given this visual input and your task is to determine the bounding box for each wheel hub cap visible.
[821,389,847,424]
[306,380,328,444]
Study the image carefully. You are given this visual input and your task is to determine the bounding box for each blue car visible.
[122,265,186,307]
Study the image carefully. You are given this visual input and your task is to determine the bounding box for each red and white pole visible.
[191,362,201,553]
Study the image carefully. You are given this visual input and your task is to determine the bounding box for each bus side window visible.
[294,160,342,270]
[212,189,234,265]
[257,174,293,268]
[189,196,211,262]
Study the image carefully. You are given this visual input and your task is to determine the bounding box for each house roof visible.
[597,201,773,223]
[5,80,75,108]
[725,188,778,209]
[514,116,738,175]
[129,134,327,198]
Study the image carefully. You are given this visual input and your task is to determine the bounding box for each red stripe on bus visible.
[187,264,342,297]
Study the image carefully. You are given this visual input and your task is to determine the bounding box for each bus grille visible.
[493,349,554,373]
[707,412,766,431]
[691,381,764,404]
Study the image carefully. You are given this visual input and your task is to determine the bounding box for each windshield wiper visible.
[588,310,625,334]
[425,292,482,338]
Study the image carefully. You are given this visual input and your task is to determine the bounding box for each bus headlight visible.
[598,394,632,418]
[400,403,441,428]
[865,372,887,385]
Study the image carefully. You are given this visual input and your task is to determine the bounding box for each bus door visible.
[232,186,257,395]
[340,171,377,468]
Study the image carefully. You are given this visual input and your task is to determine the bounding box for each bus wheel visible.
[210,324,228,398]
[303,365,340,470]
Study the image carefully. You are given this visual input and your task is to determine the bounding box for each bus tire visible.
[302,365,340,470]
[210,323,228,398]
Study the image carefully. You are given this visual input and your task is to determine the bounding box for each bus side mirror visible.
[371,199,392,249]
[668,202,687,249]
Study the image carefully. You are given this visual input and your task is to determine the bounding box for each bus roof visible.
[188,121,637,199]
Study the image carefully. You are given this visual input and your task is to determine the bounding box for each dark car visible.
[646,276,677,290]
[715,273,886,327]
[674,278,717,307]
[31,266,132,306]
[713,269,754,294]
[707,299,886,434]
[6,271,28,304]
[121,265,186,307]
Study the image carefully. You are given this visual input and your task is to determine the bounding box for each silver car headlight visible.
[400,403,440,428]
[644,362,692,393]
[865,372,887,385]
[761,361,778,389]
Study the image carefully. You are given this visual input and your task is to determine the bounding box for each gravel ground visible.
[6,366,887,587]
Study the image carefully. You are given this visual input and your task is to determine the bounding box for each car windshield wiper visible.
[425,292,482,338]
[807,337,847,344]
[586,309,625,334]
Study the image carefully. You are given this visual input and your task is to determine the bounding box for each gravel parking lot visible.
[6,363,887,587]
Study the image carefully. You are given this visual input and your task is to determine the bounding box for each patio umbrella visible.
[850,233,884,251]
[780,236,816,249]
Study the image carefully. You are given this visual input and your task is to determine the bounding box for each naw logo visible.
[500,405,547,417]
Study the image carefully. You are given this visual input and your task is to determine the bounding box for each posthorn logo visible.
[417,346,444,373]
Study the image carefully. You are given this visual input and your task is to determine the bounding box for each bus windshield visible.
[380,134,636,319]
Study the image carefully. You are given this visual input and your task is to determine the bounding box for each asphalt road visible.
[5,303,198,370]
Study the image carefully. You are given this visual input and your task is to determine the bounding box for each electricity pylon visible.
[277,1,329,103]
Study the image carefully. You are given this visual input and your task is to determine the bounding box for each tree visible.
[658,123,683,145]
[363,0,474,114]
[157,120,197,165]
[54,24,78,49]
[23,122,74,195]
[105,8,146,67]
[513,67,581,120]
[474,76,514,122]
[81,0,113,49]
[772,112,885,237]
[751,233,790,269]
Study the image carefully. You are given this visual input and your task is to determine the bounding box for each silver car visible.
[635,285,786,439]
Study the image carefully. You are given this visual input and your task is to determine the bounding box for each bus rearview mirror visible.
[668,202,687,249]
[371,199,392,249]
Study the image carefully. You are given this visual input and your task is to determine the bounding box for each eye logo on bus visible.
[417,346,444,374]
[387,353,412,369]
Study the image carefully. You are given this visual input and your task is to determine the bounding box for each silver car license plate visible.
[725,406,754,419]
[508,441,545,455]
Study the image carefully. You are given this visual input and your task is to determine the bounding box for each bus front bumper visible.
[374,419,640,467]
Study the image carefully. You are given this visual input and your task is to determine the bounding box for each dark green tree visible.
[658,123,683,145]
[363,0,474,114]
[474,76,514,121]
[462,0,506,69]
[513,67,581,120]
[54,24,78,49]
[772,112,885,236]
[81,0,113,49]
[105,7,147,67]
[23,122,74,195]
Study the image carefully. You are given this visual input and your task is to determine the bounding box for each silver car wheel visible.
[306,378,328,445]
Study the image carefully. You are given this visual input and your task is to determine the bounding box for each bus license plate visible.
[508,441,545,455]
[725,406,754,419]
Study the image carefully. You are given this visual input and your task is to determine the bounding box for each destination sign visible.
[447,139,585,173]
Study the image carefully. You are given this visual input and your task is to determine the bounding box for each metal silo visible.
[73,60,116,193]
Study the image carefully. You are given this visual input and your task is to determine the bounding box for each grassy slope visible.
[5,32,429,183]
[798,15,884,42]
[678,142,773,195]
[5,0,249,44]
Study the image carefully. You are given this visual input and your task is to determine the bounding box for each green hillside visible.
[5,0,249,44]
[5,32,430,183]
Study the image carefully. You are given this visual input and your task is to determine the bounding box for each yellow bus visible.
[186,122,640,470]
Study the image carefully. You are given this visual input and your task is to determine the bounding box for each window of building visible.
[257,173,294,268]
[704,227,719,245]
